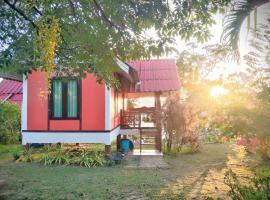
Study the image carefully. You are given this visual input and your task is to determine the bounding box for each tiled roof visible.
[0,78,22,106]
[128,59,181,92]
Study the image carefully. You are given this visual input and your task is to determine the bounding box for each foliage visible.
[162,92,200,153]
[73,149,105,168]
[257,139,270,161]
[34,16,61,77]
[224,168,270,200]
[177,43,231,86]
[40,145,54,165]
[176,43,238,145]
[126,99,138,109]
[40,146,70,165]
[0,0,230,85]
[0,101,21,144]
[221,0,268,59]
[220,19,270,160]
[37,146,105,167]
[12,146,22,160]
[76,149,94,168]
[21,147,33,162]
[0,144,22,156]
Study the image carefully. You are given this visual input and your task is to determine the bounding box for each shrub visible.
[21,147,33,162]
[40,145,56,165]
[76,149,94,168]
[39,146,105,167]
[224,168,270,200]
[162,92,200,153]
[74,149,105,167]
[0,101,21,144]
[40,146,70,165]
[236,135,270,160]
[92,151,105,167]
[12,146,22,160]
[52,148,71,165]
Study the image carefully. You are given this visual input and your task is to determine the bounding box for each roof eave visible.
[115,58,139,83]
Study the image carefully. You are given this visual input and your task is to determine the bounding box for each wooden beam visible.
[155,92,162,151]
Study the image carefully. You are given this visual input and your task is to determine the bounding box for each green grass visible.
[0,143,267,200]
[0,162,164,200]
[0,144,21,155]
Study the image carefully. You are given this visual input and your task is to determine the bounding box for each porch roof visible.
[128,59,181,92]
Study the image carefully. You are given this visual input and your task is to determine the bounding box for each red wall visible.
[50,120,80,131]
[81,74,105,130]
[27,71,48,130]
[27,72,106,131]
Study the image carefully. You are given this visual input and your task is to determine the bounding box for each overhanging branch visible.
[4,0,38,29]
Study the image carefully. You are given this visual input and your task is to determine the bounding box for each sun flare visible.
[210,86,228,98]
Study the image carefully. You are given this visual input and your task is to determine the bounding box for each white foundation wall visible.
[22,126,120,145]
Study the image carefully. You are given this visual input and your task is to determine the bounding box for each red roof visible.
[0,78,23,107]
[128,59,181,92]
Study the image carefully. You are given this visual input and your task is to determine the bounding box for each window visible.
[50,79,80,119]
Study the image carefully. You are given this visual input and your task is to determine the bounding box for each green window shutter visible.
[67,80,78,118]
[53,80,63,118]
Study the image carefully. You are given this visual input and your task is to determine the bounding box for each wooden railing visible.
[120,108,158,129]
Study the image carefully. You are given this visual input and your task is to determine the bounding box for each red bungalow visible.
[21,59,181,154]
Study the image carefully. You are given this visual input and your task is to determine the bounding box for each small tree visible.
[162,92,199,153]
[0,101,21,144]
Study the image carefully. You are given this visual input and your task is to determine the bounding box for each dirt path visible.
[124,155,169,169]
[152,143,260,199]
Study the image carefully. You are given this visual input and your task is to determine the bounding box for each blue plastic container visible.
[120,139,130,153]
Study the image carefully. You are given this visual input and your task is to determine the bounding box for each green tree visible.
[177,43,230,87]
[0,0,230,85]
[0,101,21,144]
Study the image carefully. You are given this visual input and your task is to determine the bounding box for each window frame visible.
[49,78,81,120]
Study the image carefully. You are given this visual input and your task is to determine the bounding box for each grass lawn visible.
[0,143,267,200]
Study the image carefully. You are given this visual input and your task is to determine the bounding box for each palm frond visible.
[221,0,269,60]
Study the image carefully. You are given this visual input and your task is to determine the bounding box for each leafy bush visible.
[21,147,33,162]
[73,149,105,168]
[76,149,94,168]
[40,146,54,165]
[224,168,270,200]
[0,101,21,144]
[0,144,21,154]
[162,92,200,153]
[12,146,22,160]
[52,148,71,165]
[38,146,105,167]
[40,146,70,165]
[257,140,270,161]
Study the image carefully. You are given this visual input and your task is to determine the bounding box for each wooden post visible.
[105,145,111,159]
[140,129,142,153]
[155,92,162,151]
[116,134,121,151]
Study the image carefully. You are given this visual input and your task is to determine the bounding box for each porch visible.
[118,92,163,153]
[117,59,181,154]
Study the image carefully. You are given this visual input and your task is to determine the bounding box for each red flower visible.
[248,137,261,153]
[250,137,260,146]
[236,136,247,146]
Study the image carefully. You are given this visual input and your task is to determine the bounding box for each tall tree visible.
[0,0,230,85]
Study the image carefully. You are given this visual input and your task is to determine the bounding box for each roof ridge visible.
[129,58,175,62]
